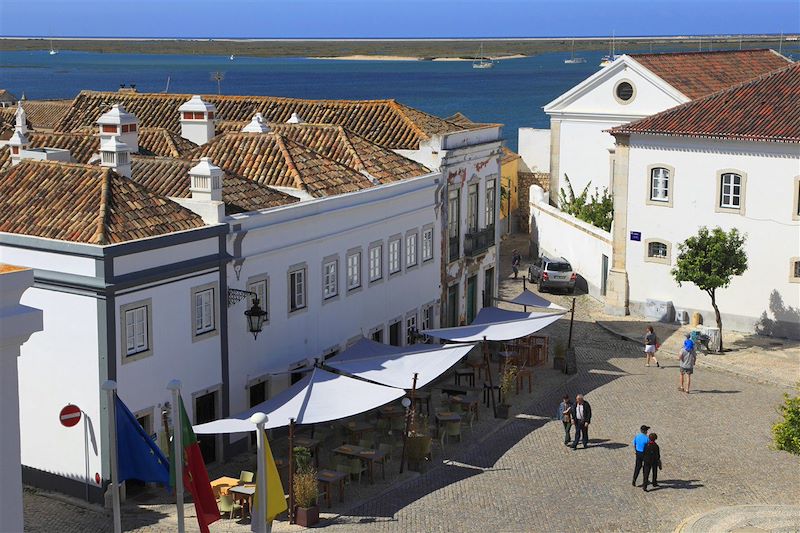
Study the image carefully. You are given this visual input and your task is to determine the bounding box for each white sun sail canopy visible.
[508,289,567,311]
[422,306,566,342]
[194,367,405,434]
[327,342,476,389]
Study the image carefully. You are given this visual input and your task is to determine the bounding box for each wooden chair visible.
[440,421,462,449]
[466,359,484,380]
[378,442,394,462]
[347,458,367,483]
[516,367,533,394]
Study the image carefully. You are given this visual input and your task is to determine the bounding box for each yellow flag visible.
[251,428,288,529]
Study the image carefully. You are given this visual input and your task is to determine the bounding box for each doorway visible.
[248,381,267,446]
[194,390,218,464]
[466,275,477,324]
[484,267,495,308]
[447,284,459,327]
[389,321,401,346]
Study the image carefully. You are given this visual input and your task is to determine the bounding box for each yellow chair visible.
[440,420,462,450]
[217,493,243,519]
[347,458,366,483]
[239,470,255,484]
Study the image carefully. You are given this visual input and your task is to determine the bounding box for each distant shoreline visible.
[311,54,528,61]
[0,37,791,59]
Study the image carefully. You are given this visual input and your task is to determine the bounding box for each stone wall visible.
[517,172,549,233]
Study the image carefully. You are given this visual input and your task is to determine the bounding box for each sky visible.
[0,0,798,39]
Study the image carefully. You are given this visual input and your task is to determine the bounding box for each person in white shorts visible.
[644,325,659,368]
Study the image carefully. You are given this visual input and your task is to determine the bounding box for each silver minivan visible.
[528,256,576,293]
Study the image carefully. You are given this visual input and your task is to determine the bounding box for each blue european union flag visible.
[116,396,170,487]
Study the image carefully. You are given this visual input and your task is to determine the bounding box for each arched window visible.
[644,239,671,265]
[648,242,668,258]
[720,172,742,208]
[650,167,670,202]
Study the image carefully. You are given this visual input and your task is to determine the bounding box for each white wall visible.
[17,287,103,486]
[518,128,550,173]
[624,135,800,336]
[225,175,441,433]
[529,190,612,299]
[557,118,620,195]
[113,236,219,276]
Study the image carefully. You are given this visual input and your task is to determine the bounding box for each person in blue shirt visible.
[632,425,650,486]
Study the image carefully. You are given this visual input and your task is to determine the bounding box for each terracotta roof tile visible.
[130,156,298,213]
[610,62,800,143]
[629,49,792,100]
[55,91,465,149]
[0,161,204,244]
[191,132,375,197]
[137,128,198,157]
[10,100,72,131]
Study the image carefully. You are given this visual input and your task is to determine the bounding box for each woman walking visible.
[642,433,662,491]
[557,395,573,445]
[644,326,660,368]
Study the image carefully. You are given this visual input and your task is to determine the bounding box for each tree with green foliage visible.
[773,389,800,455]
[559,174,614,232]
[671,227,747,351]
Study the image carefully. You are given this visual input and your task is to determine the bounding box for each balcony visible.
[464,226,495,257]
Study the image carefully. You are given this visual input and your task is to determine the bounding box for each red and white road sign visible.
[59,404,82,427]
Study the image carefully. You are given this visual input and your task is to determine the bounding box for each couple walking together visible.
[633,425,662,491]
[558,394,591,449]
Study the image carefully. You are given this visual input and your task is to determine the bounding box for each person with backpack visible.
[557,395,573,445]
[679,333,697,393]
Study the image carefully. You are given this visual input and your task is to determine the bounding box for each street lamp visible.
[228,288,268,340]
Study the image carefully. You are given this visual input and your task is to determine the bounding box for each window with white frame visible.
[485,179,496,227]
[648,241,668,258]
[406,313,417,344]
[467,184,479,233]
[247,278,268,319]
[422,227,433,262]
[346,251,361,290]
[289,267,306,312]
[720,172,742,208]
[194,288,215,334]
[406,233,418,268]
[369,244,382,282]
[389,238,401,274]
[792,259,800,282]
[323,259,338,299]
[421,305,433,330]
[650,167,670,202]
[125,305,148,356]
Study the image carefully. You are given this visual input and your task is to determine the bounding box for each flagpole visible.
[250,413,268,533]
[167,379,185,533]
[101,380,122,533]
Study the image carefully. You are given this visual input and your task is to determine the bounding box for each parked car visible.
[528,256,577,293]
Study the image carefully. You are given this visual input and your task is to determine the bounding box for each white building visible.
[605,62,800,338]
[0,92,502,499]
[519,50,790,201]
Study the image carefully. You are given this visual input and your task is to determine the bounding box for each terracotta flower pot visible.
[295,505,319,527]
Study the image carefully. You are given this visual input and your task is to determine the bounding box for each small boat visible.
[599,32,619,67]
[49,40,58,55]
[472,44,494,69]
[230,54,235,61]
[564,39,586,64]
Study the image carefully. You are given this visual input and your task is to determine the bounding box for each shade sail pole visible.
[399,373,418,474]
[167,379,185,533]
[251,413,268,533]
[288,418,295,524]
[483,336,497,417]
[101,381,121,533]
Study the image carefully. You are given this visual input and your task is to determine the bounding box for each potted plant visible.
[292,446,319,527]
[405,411,432,471]
[496,364,518,419]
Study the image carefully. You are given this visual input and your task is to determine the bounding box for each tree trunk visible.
[709,289,723,352]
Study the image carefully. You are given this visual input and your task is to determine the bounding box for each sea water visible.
[1,47,795,151]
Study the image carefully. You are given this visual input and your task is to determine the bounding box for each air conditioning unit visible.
[675,309,689,325]
[703,326,721,352]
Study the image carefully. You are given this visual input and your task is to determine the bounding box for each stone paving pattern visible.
[22,234,800,532]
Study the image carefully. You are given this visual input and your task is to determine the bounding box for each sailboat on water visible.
[599,32,620,67]
[49,40,58,55]
[472,43,494,69]
[564,39,586,64]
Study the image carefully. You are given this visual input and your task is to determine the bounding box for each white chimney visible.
[178,95,217,146]
[286,112,305,124]
[99,135,131,177]
[15,104,27,134]
[241,112,270,133]
[173,157,225,224]
[7,128,29,166]
[97,104,139,153]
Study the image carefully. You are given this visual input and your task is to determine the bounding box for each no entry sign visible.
[59,404,82,427]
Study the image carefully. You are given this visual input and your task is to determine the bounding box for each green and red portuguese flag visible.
[171,397,220,532]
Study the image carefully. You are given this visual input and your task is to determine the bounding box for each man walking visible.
[511,249,521,279]
[570,394,592,449]
[679,333,697,393]
[632,425,650,486]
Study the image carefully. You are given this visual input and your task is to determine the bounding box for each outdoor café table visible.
[317,469,347,507]
[210,475,240,496]
[449,394,480,421]
[434,411,462,437]
[229,484,256,516]
[293,436,321,467]
[340,420,376,441]
[332,444,387,483]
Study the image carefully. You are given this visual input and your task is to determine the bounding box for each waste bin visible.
[690,312,703,326]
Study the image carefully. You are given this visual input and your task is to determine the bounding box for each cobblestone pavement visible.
[22,234,800,532]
